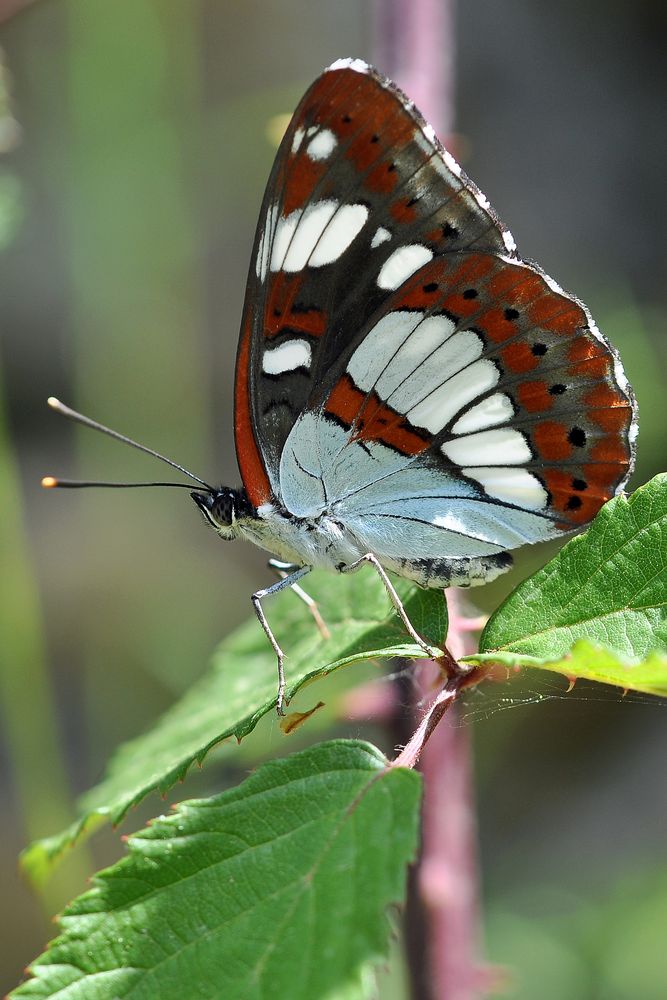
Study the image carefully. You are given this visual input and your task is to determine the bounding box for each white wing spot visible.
[307,129,337,160]
[262,339,312,375]
[271,201,368,272]
[310,203,369,266]
[377,244,433,290]
[270,210,302,271]
[451,392,514,435]
[370,226,391,248]
[443,149,463,178]
[347,311,425,391]
[291,127,305,155]
[423,123,437,145]
[256,203,279,280]
[441,428,531,466]
[327,57,370,74]
[463,466,548,510]
[282,202,337,270]
[391,328,481,416]
[413,127,436,155]
[376,316,456,402]
[376,315,457,400]
[407,359,498,434]
[433,156,464,187]
[502,229,517,253]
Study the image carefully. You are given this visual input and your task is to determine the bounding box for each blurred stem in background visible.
[371,2,492,998]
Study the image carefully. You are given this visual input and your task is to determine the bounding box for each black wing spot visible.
[568,427,587,447]
[532,342,548,356]
[387,162,397,173]
[442,221,459,239]
[463,288,478,300]
[505,307,520,321]
[423,282,439,293]
[370,133,379,143]
[549,383,567,395]
[565,495,583,511]
[342,114,352,123]
[407,195,420,207]
[572,478,588,491]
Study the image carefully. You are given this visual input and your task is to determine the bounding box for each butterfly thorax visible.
[192,486,363,569]
[242,502,366,570]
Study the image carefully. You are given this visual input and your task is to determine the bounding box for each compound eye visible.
[213,493,235,526]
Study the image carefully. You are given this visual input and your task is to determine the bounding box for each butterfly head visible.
[191,487,250,540]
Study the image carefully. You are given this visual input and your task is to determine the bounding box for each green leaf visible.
[471,640,667,696]
[466,476,667,695]
[23,569,444,883]
[12,740,422,1000]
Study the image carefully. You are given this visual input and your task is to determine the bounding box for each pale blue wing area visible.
[339,502,555,560]
[278,411,415,514]
[279,412,561,562]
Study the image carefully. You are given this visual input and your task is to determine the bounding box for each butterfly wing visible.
[279,249,636,584]
[235,59,516,507]
[235,59,636,585]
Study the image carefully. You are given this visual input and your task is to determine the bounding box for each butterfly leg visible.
[340,553,441,660]
[268,558,331,640]
[252,565,312,716]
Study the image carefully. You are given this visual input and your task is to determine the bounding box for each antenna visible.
[42,397,214,493]
[42,477,202,490]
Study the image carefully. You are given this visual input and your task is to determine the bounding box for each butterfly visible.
[46,58,637,713]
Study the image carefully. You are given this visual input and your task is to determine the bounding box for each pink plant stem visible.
[391,674,460,771]
[420,593,486,1000]
[372,3,490,997]
[390,594,489,1000]
[370,0,455,139]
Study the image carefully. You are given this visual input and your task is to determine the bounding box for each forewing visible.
[234,59,515,506]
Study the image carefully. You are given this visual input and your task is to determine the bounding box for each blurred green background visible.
[1,1,666,996]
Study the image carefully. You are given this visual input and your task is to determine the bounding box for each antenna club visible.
[47,396,61,409]
[41,476,58,488]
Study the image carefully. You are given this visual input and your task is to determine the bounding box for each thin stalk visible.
[419,591,489,1000]
[371,2,491,997]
